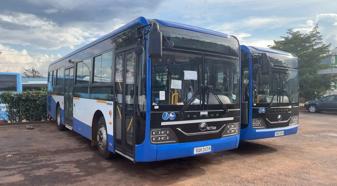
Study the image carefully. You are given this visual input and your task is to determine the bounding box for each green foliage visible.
[271,25,331,100]
[0,90,47,123]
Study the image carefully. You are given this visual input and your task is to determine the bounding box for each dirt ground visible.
[0,112,336,186]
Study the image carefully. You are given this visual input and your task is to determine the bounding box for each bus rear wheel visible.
[96,117,112,159]
[56,106,66,131]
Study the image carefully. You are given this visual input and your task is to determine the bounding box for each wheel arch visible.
[92,110,105,142]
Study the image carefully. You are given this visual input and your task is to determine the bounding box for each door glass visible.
[64,68,74,123]
[125,51,136,146]
[115,54,123,140]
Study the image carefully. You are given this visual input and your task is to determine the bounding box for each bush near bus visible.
[0,90,47,123]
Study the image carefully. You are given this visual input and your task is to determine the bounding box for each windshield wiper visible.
[179,85,203,115]
[205,85,227,113]
[268,93,276,107]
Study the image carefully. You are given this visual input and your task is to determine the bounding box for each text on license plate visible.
[194,145,212,155]
[275,130,285,136]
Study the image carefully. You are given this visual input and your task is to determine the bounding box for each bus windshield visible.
[253,56,299,104]
[152,51,239,106]
[0,75,18,93]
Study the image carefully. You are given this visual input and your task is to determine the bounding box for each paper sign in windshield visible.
[171,79,182,89]
[184,70,198,80]
[159,91,165,100]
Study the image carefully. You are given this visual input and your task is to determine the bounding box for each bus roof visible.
[241,45,296,58]
[50,17,233,66]
[0,72,21,76]
[154,19,229,38]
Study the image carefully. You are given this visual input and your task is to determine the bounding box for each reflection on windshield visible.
[205,56,239,105]
[253,60,299,104]
[152,51,239,106]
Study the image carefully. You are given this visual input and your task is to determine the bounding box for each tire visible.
[308,105,317,113]
[56,106,66,131]
[96,117,112,159]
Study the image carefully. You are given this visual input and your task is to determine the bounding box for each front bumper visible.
[240,125,298,140]
[134,134,239,162]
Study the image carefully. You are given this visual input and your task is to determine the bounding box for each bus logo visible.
[162,112,170,121]
[169,112,176,120]
[199,122,208,131]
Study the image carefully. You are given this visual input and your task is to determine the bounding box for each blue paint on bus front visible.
[241,125,298,140]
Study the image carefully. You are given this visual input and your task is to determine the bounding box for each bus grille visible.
[265,108,291,128]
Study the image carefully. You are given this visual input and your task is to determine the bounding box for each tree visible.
[23,68,42,77]
[271,25,331,100]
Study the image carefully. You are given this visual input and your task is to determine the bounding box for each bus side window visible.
[51,71,55,86]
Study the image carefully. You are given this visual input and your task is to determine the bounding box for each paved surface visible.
[0,112,337,186]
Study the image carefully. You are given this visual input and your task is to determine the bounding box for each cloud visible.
[0,0,162,25]
[0,12,95,50]
[0,44,60,75]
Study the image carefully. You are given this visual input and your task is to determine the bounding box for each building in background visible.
[318,48,337,95]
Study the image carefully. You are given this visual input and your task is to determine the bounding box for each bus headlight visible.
[252,118,266,128]
[222,122,240,136]
[151,128,177,144]
[289,115,299,126]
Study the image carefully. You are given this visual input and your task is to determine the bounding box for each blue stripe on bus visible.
[72,117,115,153]
[240,125,298,140]
[135,134,239,162]
[133,29,157,161]
[48,95,57,119]
[73,118,92,140]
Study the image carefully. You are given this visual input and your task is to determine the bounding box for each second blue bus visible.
[240,45,299,140]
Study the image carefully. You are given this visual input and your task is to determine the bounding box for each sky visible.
[0,0,337,76]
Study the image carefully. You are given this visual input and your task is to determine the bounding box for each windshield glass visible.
[253,56,299,104]
[205,56,239,105]
[0,75,18,93]
[152,51,239,106]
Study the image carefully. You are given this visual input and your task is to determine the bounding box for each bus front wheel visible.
[96,117,112,159]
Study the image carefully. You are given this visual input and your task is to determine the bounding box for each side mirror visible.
[149,23,162,58]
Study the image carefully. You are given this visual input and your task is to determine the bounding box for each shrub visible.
[0,90,47,123]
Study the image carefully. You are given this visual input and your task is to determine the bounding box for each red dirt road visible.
[0,112,336,185]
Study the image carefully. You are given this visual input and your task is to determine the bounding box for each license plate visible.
[194,145,212,155]
[275,131,285,136]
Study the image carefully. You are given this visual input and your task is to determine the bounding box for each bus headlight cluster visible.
[252,118,266,128]
[289,115,299,126]
[151,128,177,144]
[222,122,239,136]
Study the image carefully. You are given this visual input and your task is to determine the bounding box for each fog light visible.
[252,118,266,128]
[151,128,177,144]
[289,115,299,126]
[222,122,240,136]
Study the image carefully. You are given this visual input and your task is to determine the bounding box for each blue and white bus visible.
[240,45,299,140]
[47,17,241,162]
[0,72,23,123]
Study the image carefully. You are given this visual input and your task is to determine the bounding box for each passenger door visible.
[114,50,137,159]
[64,67,74,125]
